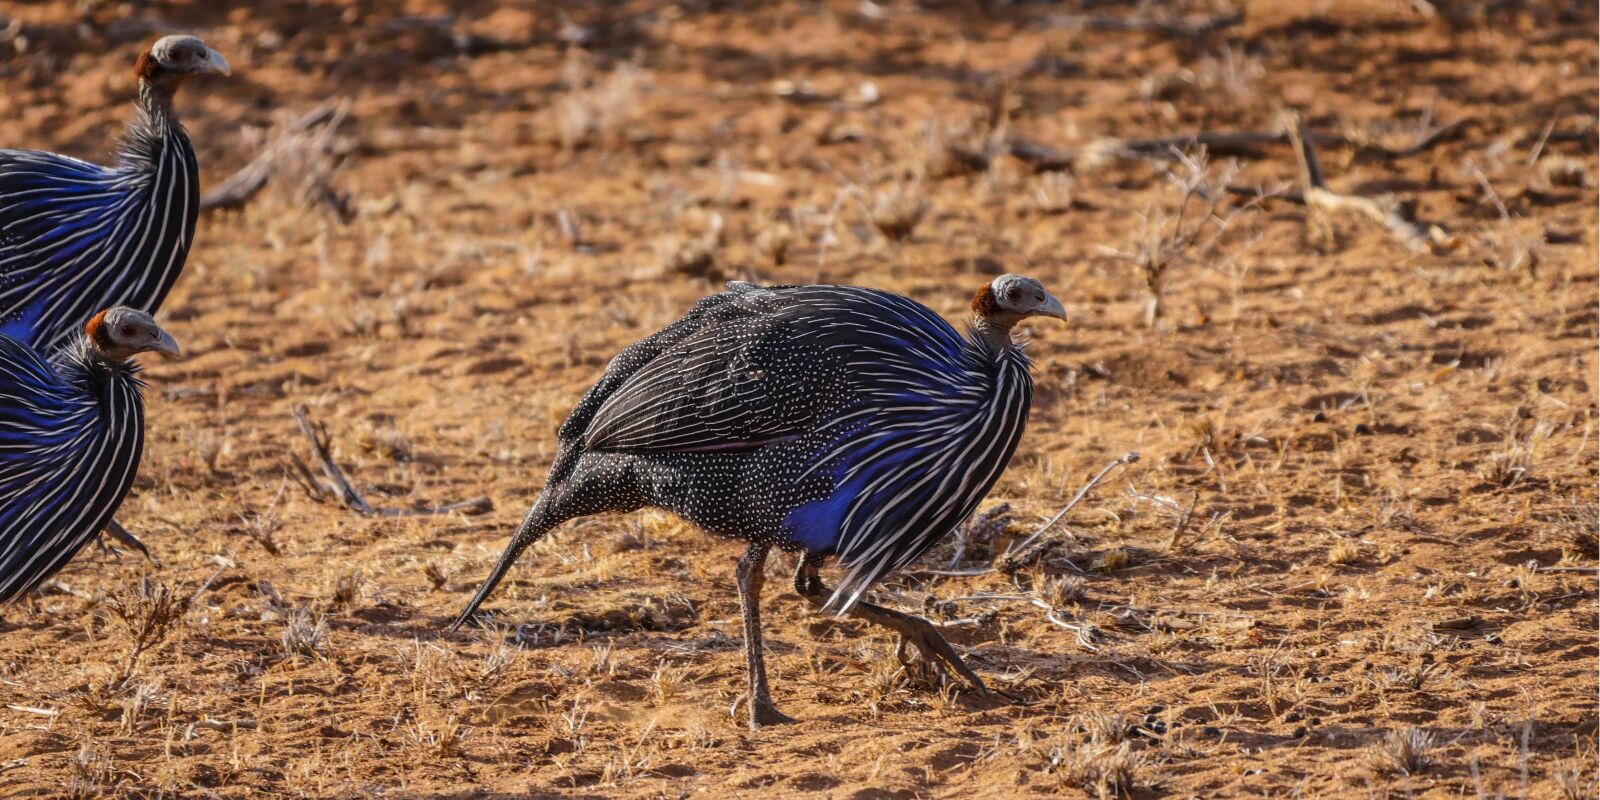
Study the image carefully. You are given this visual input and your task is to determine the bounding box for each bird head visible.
[84,307,181,362]
[972,274,1068,327]
[135,35,231,88]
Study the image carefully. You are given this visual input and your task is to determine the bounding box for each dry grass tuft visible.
[118,679,162,734]
[1369,726,1435,776]
[1479,419,1557,488]
[1042,574,1086,606]
[755,217,796,267]
[179,425,227,472]
[1551,504,1600,560]
[239,504,283,556]
[476,636,520,692]
[659,234,720,280]
[868,181,930,242]
[1536,155,1591,189]
[281,610,329,662]
[659,212,724,281]
[1327,538,1364,566]
[649,662,694,706]
[104,578,191,680]
[406,714,471,759]
[67,740,115,800]
[1554,755,1599,800]
[423,562,452,592]
[1048,739,1150,798]
[355,419,414,463]
[556,55,649,151]
[1031,173,1075,215]
[1092,547,1132,574]
[327,571,364,612]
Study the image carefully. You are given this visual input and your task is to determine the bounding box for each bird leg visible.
[793,555,987,694]
[736,543,794,729]
[99,519,158,565]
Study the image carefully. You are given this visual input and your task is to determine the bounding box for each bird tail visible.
[449,493,561,631]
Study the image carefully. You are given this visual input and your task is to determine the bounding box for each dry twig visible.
[201,99,355,221]
[290,405,491,518]
[995,452,1141,573]
[1284,112,1457,254]
[1100,148,1270,326]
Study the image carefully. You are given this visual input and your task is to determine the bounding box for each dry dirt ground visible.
[0,1,1594,797]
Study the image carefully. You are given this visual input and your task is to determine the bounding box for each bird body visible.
[455,275,1067,727]
[561,282,1035,610]
[0,307,178,602]
[0,35,227,353]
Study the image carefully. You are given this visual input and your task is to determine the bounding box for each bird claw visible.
[100,520,160,566]
[731,692,797,730]
[892,616,987,694]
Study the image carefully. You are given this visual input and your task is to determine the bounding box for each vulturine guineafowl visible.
[0,35,225,559]
[0,35,228,353]
[452,274,1067,728]
[0,307,179,603]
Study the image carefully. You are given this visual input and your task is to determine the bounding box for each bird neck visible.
[124,79,184,168]
[60,339,138,398]
[970,315,1017,354]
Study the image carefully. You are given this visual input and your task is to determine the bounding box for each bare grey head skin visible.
[970,273,1068,349]
[135,35,229,110]
[84,307,181,363]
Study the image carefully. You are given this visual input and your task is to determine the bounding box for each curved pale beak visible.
[198,47,231,76]
[1036,292,1068,321]
[151,329,181,358]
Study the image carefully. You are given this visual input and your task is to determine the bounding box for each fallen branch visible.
[201,99,356,221]
[1284,113,1458,254]
[994,451,1141,573]
[1382,117,1475,158]
[1008,118,1468,174]
[1047,10,1244,39]
[290,405,492,518]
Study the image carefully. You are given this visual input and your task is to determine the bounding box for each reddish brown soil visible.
[0,1,1594,797]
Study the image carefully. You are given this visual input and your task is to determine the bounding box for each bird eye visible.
[1004,287,1021,302]
[120,325,136,337]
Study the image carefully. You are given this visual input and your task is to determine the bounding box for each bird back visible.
[566,282,1035,610]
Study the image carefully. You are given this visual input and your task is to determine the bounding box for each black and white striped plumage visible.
[453,275,1067,724]
[571,282,1038,610]
[0,35,227,353]
[0,307,177,602]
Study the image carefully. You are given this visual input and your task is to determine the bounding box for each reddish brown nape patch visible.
[84,308,115,352]
[970,283,998,317]
[133,49,159,81]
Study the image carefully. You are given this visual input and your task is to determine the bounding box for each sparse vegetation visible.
[867,181,930,242]
[1100,148,1265,327]
[104,578,191,680]
[280,609,329,662]
[1370,726,1436,776]
[555,54,649,151]
[0,2,1591,798]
